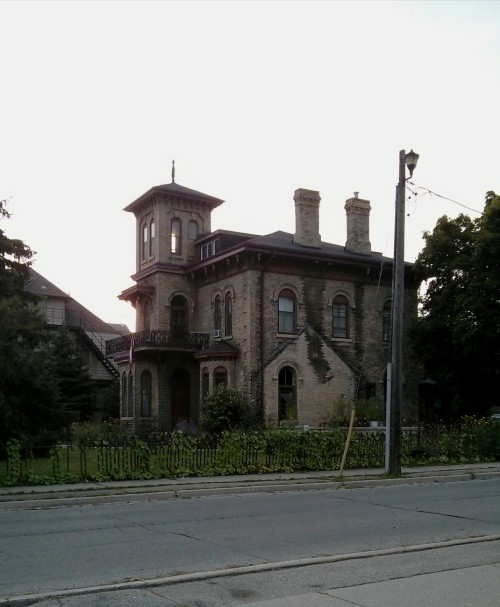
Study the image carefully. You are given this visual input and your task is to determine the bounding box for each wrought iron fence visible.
[2,423,498,486]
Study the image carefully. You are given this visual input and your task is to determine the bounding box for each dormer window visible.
[171,217,182,255]
[201,240,217,260]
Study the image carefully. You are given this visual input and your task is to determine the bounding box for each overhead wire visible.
[410,185,500,223]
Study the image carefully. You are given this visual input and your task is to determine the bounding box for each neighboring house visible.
[25,269,124,386]
[107,172,419,434]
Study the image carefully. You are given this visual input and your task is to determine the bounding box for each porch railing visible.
[105,330,210,356]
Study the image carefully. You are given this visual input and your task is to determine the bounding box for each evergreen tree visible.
[95,378,120,420]
[50,327,93,423]
[0,199,60,450]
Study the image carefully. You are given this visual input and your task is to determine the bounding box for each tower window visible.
[171,217,182,255]
[188,220,199,258]
[149,219,155,257]
[142,223,148,260]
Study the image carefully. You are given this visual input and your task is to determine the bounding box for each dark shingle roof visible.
[245,231,388,262]
[188,230,391,271]
[25,269,70,299]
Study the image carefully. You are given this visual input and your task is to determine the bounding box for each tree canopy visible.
[412,191,500,420]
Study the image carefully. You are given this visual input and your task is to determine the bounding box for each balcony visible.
[105,330,210,356]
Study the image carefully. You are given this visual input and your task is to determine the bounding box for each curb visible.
[2,534,500,606]
[2,470,500,510]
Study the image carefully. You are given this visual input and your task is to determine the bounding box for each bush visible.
[200,387,261,434]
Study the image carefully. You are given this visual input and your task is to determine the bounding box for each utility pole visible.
[385,149,419,476]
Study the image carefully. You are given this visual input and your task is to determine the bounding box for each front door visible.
[171,369,191,428]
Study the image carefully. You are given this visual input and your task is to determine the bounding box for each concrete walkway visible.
[242,562,500,607]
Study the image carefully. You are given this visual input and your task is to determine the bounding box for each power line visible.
[410,185,500,223]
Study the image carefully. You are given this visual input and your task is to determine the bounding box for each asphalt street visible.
[1,468,499,606]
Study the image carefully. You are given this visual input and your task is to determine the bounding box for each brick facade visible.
[111,177,419,434]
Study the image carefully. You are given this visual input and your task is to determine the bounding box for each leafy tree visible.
[0,199,60,450]
[412,191,500,420]
[50,327,93,423]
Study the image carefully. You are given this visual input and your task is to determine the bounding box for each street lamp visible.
[385,149,419,476]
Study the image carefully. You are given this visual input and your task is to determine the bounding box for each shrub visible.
[200,387,260,434]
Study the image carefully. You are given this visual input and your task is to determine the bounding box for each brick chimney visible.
[345,192,371,254]
[293,188,321,248]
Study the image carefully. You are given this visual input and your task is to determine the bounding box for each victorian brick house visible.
[106,169,419,433]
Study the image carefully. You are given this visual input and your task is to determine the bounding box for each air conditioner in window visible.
[213,329,221,338]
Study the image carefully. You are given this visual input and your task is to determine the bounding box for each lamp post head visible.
[405,149,419,177]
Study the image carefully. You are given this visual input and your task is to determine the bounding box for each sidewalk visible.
[242,562,500,607]
[1,461,500,508]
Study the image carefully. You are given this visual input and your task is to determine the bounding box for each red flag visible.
[127,336,134,374]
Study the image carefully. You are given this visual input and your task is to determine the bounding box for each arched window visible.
[141,370,152,417]
[332,295,349,338]
[171,295,188,340]
[202,368,210,397]
[214,366,227,388]
[149,219,155,257]
[142,223,148,260]
[278,366,297,422]
[383,300,392,342]
[224,292,232,337]
[127,374,134,417]
[214,295,222,332]
[278,289,296,334]
[171,217,182,255]
[188,220,199,258]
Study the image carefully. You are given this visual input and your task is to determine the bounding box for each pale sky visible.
[2,0,499,332]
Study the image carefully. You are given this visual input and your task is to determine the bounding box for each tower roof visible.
[124,181,224,213]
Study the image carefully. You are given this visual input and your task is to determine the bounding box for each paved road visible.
[1,478,499,605]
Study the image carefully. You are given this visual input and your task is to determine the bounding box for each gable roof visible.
[25,269,71,299]
[26,268,123,336]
